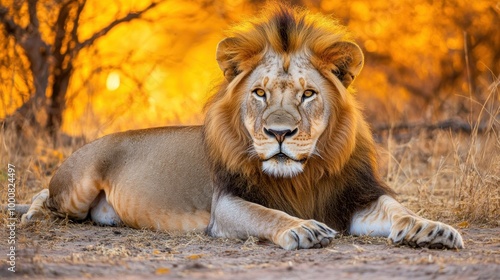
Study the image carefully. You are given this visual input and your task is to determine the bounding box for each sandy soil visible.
[1,221,498,279]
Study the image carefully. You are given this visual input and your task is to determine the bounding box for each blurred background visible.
[0,0,499,140]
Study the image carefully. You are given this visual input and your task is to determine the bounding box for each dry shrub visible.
[451,81,500,224]
[452,131,500,224]
[380,81,500,226]
[0,124,82,207]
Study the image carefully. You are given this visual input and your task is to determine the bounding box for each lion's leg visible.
[22,167,108,224]
[89,191,122,226]
[350,195,464,249]
[21,189,50,224]
[43,171,104,221]
[207,194,337,250]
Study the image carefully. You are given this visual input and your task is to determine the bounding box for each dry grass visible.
[0,125,77,206]
[379,130,499,226]
[378,81,500,226]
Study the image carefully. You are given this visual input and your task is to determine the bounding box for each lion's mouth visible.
[264,153,306,163]
[261,152,307,177]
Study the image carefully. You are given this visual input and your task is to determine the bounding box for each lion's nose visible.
[264,128,298,143]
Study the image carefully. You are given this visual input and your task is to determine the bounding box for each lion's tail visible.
[2,204,31,215]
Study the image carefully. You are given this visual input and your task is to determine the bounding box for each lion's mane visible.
[203,4,393,232]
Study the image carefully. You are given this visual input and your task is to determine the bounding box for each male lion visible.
[23,5,463,250]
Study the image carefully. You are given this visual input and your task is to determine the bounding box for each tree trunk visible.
[47,66,72,139]
[9,37,51,132]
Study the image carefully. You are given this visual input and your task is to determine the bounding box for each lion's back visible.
[48,126,213,231]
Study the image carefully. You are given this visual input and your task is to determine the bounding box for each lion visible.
[22,5,463,250]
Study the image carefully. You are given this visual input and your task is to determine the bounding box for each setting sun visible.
[106,72,121,91]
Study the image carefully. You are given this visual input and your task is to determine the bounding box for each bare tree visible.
[0,0,161,138]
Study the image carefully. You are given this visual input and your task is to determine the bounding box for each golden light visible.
[106,72,120,91]
[0,0,495,136]
[364,40,377,52]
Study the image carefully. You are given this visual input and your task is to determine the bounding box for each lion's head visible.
[204,5,366,179]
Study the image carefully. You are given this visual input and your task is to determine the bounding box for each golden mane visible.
[203,4,391,229]
[219,4,352,70]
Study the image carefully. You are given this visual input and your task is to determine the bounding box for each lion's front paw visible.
[389,216,464,249]
[276,219,337,250]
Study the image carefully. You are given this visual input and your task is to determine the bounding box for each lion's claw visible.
[389,216,464,249]
[277,219,337,250]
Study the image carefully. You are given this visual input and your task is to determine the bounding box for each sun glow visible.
[106,72,120,91]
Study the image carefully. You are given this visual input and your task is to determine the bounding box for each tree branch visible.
[66,0,86,58]
[71,0,86,43]
[53,1,73,66]
[373,119,489,134]
[77,1,159,51]
[0,4,25,40]
[27,0,40,31]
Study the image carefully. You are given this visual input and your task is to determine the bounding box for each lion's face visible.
[242,52,332,177]
[207,8,365,178]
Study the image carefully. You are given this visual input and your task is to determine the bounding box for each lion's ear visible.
[324,41,364,88]
[216,37,240,81]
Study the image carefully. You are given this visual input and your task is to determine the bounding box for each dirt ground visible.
[1,221,498,279]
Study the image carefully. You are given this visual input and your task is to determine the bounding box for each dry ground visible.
[0,221,499,279]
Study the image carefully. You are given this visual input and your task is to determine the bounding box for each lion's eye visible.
[302,90,317,101]
[253,88,266,98]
